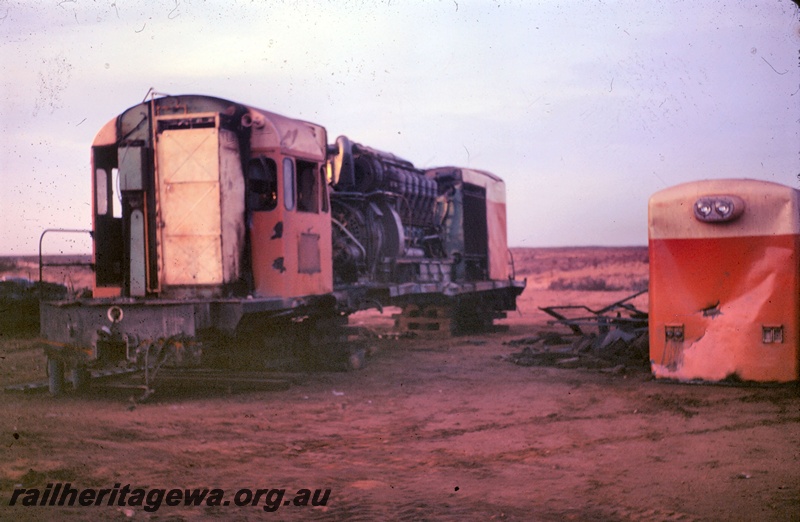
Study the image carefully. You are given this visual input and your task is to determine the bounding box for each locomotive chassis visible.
[39,92,525,394]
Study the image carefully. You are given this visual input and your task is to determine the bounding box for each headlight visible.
[693,195,745,223]
[695,201,713,218]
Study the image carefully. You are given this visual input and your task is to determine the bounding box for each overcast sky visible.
[1,1,799,255]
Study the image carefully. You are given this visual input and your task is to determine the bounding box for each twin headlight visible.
[693,195,745,223]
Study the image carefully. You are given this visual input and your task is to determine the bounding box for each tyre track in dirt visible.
[3,325,799,521]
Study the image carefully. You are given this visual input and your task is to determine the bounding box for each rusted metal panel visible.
[40,300,197,356]
[648,178,800,382]
[154,117,245,289]
[218,128,246,284]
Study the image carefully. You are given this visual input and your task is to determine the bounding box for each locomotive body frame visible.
[40,93,525,394]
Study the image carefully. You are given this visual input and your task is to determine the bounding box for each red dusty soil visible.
[0,247,798,521]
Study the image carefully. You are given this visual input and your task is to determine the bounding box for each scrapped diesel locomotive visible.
[649,179,799,383]
[40,94,525,394]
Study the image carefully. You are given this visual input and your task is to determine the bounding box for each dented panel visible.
[648,179,800,382]
[245,108,327,162]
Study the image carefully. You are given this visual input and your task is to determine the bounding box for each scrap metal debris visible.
[505,290,649,372]
[539,289,647,336]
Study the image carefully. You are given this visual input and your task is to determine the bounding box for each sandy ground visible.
[1,248,798,521]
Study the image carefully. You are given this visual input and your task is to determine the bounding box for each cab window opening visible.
[95,168,108,216]
[111,167,122,218]
[247,157,278,211]
[319,166,329,213]
[296,159,319,213]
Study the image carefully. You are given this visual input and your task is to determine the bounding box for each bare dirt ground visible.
[1,247,798,521]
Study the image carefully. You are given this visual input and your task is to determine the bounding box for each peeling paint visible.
[271,222,283,239]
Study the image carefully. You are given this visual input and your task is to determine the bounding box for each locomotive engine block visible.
[329,136,445,284]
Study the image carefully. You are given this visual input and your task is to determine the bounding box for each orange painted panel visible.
[250,210,286,298]
[487,200,508,281]
[92,286,122,298]
[649,234,799,382]
[250,210,332,299]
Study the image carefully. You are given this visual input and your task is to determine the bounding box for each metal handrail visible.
[507,248,517,280]
[38,228,94,285]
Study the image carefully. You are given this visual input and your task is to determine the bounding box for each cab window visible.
[296,159,319,213]
[95,168,109,215]
[319,166,329,213]
[283,158,295,211]
[246,157,278,211]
